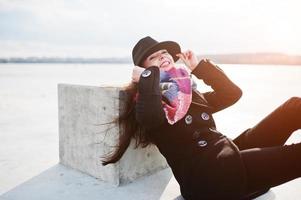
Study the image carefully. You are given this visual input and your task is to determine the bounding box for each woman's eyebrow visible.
[149,50,167,59]
[150,52,160,58]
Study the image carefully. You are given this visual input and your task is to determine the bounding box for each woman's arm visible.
[191,59,243,113]
[135,66,166,129]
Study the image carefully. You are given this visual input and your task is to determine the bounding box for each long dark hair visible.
[101,82,153,166]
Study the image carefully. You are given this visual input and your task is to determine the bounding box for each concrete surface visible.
[0,164,180,200]
[58,84,168,186]
[1,163,301,200]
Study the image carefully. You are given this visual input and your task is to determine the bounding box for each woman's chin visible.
[160,64,173,71]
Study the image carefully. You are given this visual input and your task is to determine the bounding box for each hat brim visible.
[138,41,181,66]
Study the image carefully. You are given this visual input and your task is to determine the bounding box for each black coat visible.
[135,59,247,200]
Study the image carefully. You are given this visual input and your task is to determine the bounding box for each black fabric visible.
[135,66,165,129]
[135,59,301,200]
[233,97,301,195]
[192,59,243,113]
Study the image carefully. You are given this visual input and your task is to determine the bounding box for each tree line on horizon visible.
[1,53,301,65]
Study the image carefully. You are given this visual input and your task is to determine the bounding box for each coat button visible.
[185,114,193,125]
[141,70,151,77]
[192,130,200,139]
[197,140,207,147]
[201,112,210,120]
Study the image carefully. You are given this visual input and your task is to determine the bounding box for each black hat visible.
[132,36,181,67]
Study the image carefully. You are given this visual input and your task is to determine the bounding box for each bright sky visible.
[0,0,301,57]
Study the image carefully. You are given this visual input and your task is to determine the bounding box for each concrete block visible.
[58,83,168,186]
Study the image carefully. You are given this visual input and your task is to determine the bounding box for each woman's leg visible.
[234,97,301,150]
[239,143,301,195]
[233,97,301,198]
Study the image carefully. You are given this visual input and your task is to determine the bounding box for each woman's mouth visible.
[160,60,170,68]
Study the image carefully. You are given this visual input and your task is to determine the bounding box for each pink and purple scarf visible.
[135,65,193,125]
[159,66,192,124]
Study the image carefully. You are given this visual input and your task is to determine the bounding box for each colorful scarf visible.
[135,65,195,125]
[159,66,193,124]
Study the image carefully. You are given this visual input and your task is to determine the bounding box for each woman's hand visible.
[131,65,145,83]
[176,50,199,71]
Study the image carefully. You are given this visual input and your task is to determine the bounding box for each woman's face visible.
[142,49,175,71]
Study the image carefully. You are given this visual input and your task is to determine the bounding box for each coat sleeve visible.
[135,66,166,129]
[191,59,243,113]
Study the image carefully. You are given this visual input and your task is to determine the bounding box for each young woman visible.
[102,36,301,200]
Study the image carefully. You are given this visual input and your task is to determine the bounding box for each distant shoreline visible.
[1,53,301,65]
[0,57,130,64]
